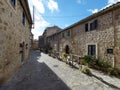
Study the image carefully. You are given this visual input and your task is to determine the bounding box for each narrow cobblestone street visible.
[0,50,120,90]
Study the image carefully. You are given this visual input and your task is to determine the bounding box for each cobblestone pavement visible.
[0,50,120,90]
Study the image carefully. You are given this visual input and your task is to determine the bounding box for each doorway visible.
[65,45,70,54]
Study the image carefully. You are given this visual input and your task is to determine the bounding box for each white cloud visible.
[28,0,50,39]
[101,0,120,10]
[65,24,69,28]
[28,0,59,39]
[108,0,120,5]
[34,14,50,29]
[31,12,50,39]
[29,0,45,14]
[31,14,50,39]
[88,9,99,14]
[88,0,120,14]
[47,0,59,12]
[77,0,81,4]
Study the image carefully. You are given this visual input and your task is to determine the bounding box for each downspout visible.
[112,6,115,68]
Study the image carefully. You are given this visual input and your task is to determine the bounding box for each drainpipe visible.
[112,5,115,68]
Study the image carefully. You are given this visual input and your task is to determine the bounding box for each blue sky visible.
[28,0,120,39]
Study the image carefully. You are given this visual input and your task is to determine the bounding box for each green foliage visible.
[82,55,96,67]
[48,50,52,56]
[52,50,56,54]
[82,55,119,76]
[107,68,119,76]
[80,66,92,76]
[99,60,111,68]
[61,52,67,61]
[83,55,93,63]
[83,55,111,68]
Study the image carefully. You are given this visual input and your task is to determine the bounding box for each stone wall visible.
[114,8,120,70]
[32,40,39,50]
[0,0,31,83]
[59,6,120,70]
[45,3,120,70]
[41,26,62,52]
[45,26,61,37]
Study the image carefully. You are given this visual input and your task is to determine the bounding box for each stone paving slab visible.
[38,52,120,90]
[90,69,120,89]
[0,50,120,90]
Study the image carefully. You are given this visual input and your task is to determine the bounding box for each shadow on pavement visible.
[91,74,120,90]
[0,50,71,90]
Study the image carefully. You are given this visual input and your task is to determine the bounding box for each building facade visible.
[38,36,44,49]
[32,40,39,50]
[47,32,60,52]
[47,2,120,70]
[39,26,62,52]
[0,0,32,83]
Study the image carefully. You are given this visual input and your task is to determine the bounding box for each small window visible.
[67,30,71,36]
[107,49,113,54]
[88,45,96,56]
[55,35,57,40]
[10,0,16,8]
[90,20,98,30]
[90,23,93,30]
[62,32,65,38]
[85,23,88,32]
[22,12,26,25]
[94,20,98,28]
[53,35,54,40]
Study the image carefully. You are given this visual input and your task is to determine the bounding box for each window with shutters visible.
[85,23,88,32]
[10,0,16,8]
[22,12,26,25]
[88,45,96,56]
[67,30,70,36]
[90,20,98,30]
[61,32,65,38]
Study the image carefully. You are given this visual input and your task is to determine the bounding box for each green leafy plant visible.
[82,55,120,77]
[61,52,67,61]
[80,66,92,76]
[82,55,96,67]
[107,67,119,76]
[83,55,93,63]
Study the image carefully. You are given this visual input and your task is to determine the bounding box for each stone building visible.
[47,2,120,70]
[0,0,32,83]
[46,32,60,52]
[39,26,62,52]
[38,36,44,50]
[32,40,39,50]
[30,32,34,49]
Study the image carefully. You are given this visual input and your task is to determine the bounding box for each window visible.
[94,20,98,28]
[90,20,98,30]
[50,37,52,40]
[90,23,93,30]
[67,30,71,36]
[62,32,65,38]
[107,49,113,54]
[53,35,55,40]
[10,0,16,8]
[88,45,96,56]
[85,23,88,32]
[22,12,26,25]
